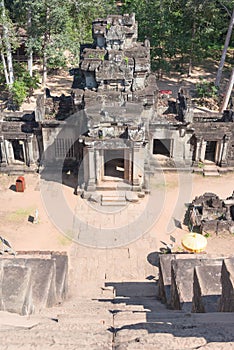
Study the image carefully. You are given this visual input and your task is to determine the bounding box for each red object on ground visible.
[16,176,26,192]
[159,90,172,95]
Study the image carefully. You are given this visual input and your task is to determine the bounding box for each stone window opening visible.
[55,138,75,159]
[153,139,172,157]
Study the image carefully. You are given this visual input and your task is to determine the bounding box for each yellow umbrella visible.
[181,232,207,253]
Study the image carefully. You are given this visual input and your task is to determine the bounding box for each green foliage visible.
[195,78,218,98]
[122,0,234,75]
[198,161,204,169]
[10,80,28,108]
[2,0,234,80]
[47,54,66,72]
[7,62,40,108]
[204,233,210,238]
[13,62,39,92]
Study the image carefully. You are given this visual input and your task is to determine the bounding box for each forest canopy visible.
[0,0,233,105]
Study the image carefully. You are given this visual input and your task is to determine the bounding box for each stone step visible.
[203,170,220,176]
[203,165,220,176]
[101,193,127,206]
[101,196,126,201]
[101,201,126,206]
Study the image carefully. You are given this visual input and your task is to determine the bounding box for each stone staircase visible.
[0,252,233,349]
[0,283,234,350]
[203,163,220,177]
[101,192,127,206]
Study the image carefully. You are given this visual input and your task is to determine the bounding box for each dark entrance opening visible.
[205,141,216,162]
[12,140,24,162]
[153,139,171,157]
[104,149,124,179]
[230,205,234,221]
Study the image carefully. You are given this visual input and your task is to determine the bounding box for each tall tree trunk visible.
[5,35,14,85]
[188,20,196,77]
[42,49,47,86]
[0,34,9,84]
[220,68,234,112]
[28,51,33,77]
[27,6,33,77]
[42,5,50,86]
[1,50,9,84]
[0,0,14,86]
[215,8,234,87]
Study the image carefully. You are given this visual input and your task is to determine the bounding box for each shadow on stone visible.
[147,252,159,267]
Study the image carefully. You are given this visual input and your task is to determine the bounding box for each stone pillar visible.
[216,140,222,164]
[5,140,14,164]
[200,140,207,162]
[0,138,7,166]
[124,148,132,183]
[225,204,232,220]
[194,136,202,165]
[96,149,103,185]
[132,143,145,191]
[26,136,35,165]
[22,141,27,165]
[85,145,96,191]
[220,136,229,167]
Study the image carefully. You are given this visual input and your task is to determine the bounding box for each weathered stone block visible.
[201,220,217,235]
[51,252,68,302]
[158,254,176,305]
[192,265,222,313]
[219,258,234,312]
[25,258,57,310]
[170,257,223,312]
[217,220,230,235]
[125,191,139,202]
[1,264,32,315]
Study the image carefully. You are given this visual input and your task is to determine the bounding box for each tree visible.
[0,0,15,85]
[215,7,234,87]
[122,0,234,76]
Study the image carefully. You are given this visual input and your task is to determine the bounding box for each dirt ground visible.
[0,172,233,293]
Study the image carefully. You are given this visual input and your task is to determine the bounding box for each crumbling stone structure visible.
[188,192,234,235]
[158,253,234,313]
[0,13,233,188]
[219,258,234,312]
[0,251,68,315]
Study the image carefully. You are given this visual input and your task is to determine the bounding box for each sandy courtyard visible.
[0,171,233,297]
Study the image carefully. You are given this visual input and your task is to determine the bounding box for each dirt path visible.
[0,172,233,297]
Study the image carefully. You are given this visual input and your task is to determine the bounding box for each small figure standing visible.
[34,209,39,224]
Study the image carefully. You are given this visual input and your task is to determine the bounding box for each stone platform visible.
[0,251,68,315]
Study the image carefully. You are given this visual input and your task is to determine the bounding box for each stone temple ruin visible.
[0,13,233,190]
[188,192,234,235]
[158,254,234,313]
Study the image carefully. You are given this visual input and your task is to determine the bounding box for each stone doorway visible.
[12,140,25,163]
[205,141,216,162]
[153,139,172,157]
[104,149,125,179]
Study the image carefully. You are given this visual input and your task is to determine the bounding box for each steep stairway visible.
[0,291,233,350]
